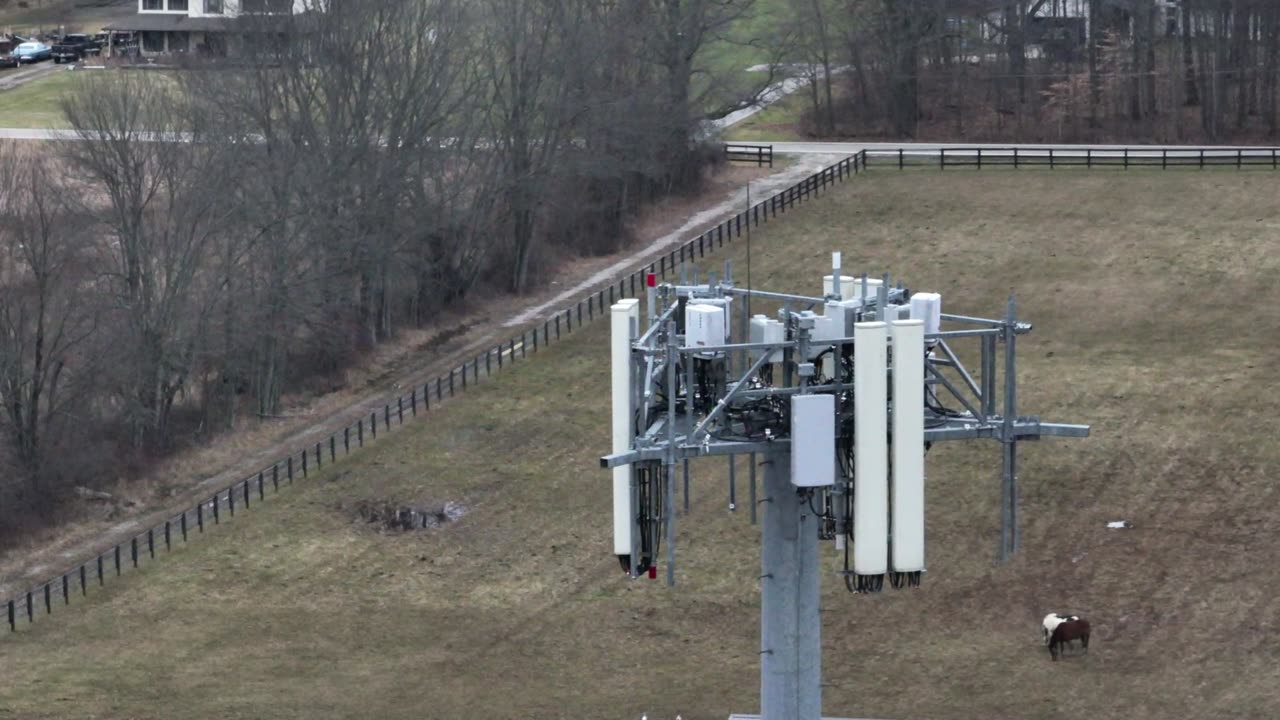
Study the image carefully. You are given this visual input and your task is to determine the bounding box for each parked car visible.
[0,55,16,70]
[51,34,101,63]
[11,41,52,63]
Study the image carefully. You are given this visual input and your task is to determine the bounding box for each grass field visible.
[0,0,133,32]
[723,88,810,142]
[0,70,78,127]
[2,170,1279,720]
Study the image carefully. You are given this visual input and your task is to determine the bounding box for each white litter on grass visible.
[1107,520,1131,529]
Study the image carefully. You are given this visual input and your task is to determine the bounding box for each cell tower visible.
[601,253,1089,720]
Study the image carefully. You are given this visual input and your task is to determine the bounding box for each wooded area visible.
[0,0,771,533]
[785,0,1280,142]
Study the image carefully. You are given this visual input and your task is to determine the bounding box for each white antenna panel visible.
[610,300,640,561]
[890,319,926,573]
[685,304,726,353]
[909,292,942,337]
[750,315,785,363]
[790,394,836,487]
[853,321,889,578]
[823,274,856,299]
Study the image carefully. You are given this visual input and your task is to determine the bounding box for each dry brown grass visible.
[0,159,782,598]
[1,170,1277,720]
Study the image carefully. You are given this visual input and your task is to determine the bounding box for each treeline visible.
[0,0,766,528]
[785,0,1280,142]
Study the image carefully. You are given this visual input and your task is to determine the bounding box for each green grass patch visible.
[0,70,80,128]
[723,87,812,141]
[2,171,1278,719]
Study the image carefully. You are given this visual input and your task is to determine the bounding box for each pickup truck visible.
[51,34,102,64]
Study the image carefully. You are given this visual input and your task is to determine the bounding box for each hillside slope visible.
[1,171,1277,720]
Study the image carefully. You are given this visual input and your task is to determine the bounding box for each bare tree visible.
[0,148,99,493]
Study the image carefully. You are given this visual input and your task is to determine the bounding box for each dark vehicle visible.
[51,34,102,63]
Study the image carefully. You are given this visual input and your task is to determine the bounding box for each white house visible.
[105,0,319,56]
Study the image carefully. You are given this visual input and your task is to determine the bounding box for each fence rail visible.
[2,150,869,636]
[724,143,774,168]
[863,145,1280,171]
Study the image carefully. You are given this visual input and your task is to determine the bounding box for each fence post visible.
[450,369,455,396]
[62,574,68,605]
[977,147,982,170]
[411,390,417,417]
[1200,149,1205,168]
[940,148,946,170]
[316,441,323,468]
[181,512,188,541]
[80,564,87,596]
[115,544,121,574]
[258,471,265,500]
[8,599,14,632]
[244,478,251,507]
[1086,148,1091,168]
[213,495,220,524]
[44,584,51,614]
[198,502,204,532]
[26,591,32,622]
[97,554,104,584]
[131,537,139,567]
[1162,149,1167,169]
[371,411,378,438]
[1237,149,1243,169]
[344,425,351,454]
[425,382,432,409]
[288,455,295,480]
[1013,147,1019,169]
[1273,149,1277,169]
[164,520,171,551]
[1049,148,1055,169]
[1124,147,1129,169]
[147,528,154,558]
[302,449,308,478]
[229,486,236,515]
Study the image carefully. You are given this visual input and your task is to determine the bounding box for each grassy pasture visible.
[0,69,79,128]
[1,171,1278,720]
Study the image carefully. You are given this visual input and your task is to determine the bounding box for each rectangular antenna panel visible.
[823,274,856,299]
[690,296,733,340]
[685,304,726,353]
[882,304,910,322]
[829,298,865,335]
[909,292,942,337]
[610,300,640,558]
[854,321,889,577]
[790,394,836,487]
[750,315,785,363]
[855,278,884,300]
[890,320,926,573]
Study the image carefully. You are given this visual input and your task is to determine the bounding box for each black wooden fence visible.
[725,142,774,168]
[2,150,870,635]
[863,145,1280,171]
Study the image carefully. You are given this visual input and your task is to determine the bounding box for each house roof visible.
[103,15,233,33]
[104,12,315,34]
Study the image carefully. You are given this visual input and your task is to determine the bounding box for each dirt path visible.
[0,62,60,92]
[0,154,845,599]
